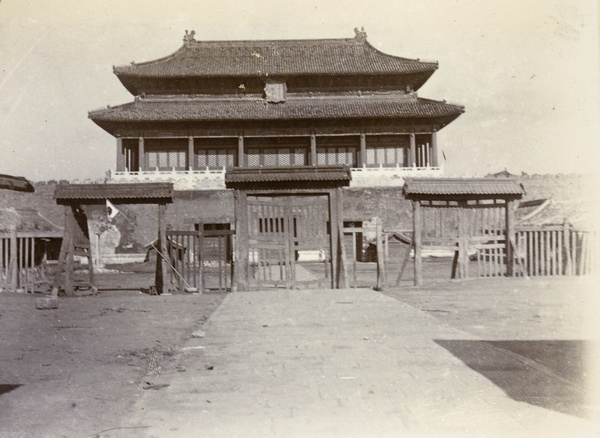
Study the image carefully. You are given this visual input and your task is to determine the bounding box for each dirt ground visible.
[0,270,225,438]
[0,267,598,437]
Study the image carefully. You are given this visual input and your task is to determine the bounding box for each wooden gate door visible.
[247,195,330,289]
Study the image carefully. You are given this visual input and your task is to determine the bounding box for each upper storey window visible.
[146,138,187,170]
[264,79,287,103]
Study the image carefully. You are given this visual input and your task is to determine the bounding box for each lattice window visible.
[147,149,187,170]
[365,135,408,167]
[246,147,307,167]
[196,148,235,169]
[317,147,356,166]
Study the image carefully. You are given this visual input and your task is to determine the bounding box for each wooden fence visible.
[0,230,62,293]
[514,224,596,277]
[165,229,234,292]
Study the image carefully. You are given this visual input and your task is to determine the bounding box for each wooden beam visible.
[138,137,145,171]
[155,202,167,294]
[430,132,438,167]
[375,217,386,291]
[116,138,125,172]
[360,134,367,167]
[233,189,249,291]
[238,136,244,167]
[188,136,195,170]
[505,199,515,276]
[10,228,17,292]
[413,200,422,286]
[336,187,349,289]
[409,133,416,167]
[310,134,317,166]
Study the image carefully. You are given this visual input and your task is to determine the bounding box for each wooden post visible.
[234,190,249,291]
[329,191,339,288]
[430,132,438,167]
[10,228,17,292]
[360,134,367,167]
[188,136,195,170]
[336,187,349,289]
[155,202,167,294]
[410,133,416,167]
[505,199,515,276]
[413,200,422,286]
[563,220,572,275]
[116,138,125,172]
[310,134,317,166]
[375,217,386,291]
[138,137,145,171]
[237,136,244,167]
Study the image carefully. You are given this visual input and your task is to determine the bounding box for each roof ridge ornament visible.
[354,27,367,41]
[183,30,196,46]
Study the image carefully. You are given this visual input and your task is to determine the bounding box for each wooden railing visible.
[0,230,62,293]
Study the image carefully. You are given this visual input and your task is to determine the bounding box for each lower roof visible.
[225,166,351,188]
[89,96,463,124]
[0,174,34,192]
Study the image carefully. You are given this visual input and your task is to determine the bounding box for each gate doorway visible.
[247,194,330,289]
[226,166,351,291]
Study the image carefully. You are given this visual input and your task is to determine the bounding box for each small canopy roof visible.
[225,166,351,189]
[54,182,174,204]
[403,178,525,200]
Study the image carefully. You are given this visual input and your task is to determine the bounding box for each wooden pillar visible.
[457,205,468,279]
[505,199,515,276]
[329,190,339,288]
[336,187,349,288]
[375,217,386,291]
[234,189,249,291]
[138,137,145,171]
[360,134,367,167]
[188,136,194,170]
[430,132,438,167]
[155,202,167,294]
[310,134,317,166]
[237,136,244,167]
[409,133,416,168]
[563,219,572,275]
[9,228,17,292]
[413,200,422,286]
[116,138,126,172]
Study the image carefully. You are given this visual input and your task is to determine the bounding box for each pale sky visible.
[0,0,598,181]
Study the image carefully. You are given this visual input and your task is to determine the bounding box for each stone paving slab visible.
[125,288,600,438]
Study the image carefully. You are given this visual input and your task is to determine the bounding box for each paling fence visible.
[340,221,596,289]
[0,231,56,293]
[514,225,596,277]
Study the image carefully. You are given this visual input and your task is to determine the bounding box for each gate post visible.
[234,190,249,291]
[10,227,17,292]
[155,202,167,294]
[505,199,515,276]
[413,200,422,286]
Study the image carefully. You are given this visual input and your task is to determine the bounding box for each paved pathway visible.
[126,288,599,437]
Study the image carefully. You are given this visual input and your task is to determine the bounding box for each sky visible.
[0,0,598,181]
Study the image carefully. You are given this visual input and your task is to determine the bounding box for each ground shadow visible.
[434,339,593,419]
[0,384,22,396]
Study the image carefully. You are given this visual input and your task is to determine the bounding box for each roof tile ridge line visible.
[416,96,465,109]
[184,36,362,47]
[113,44,187,71]
[361,39,438,68]
[88,101,135,116]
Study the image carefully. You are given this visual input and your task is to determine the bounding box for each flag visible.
[106,200,119,219]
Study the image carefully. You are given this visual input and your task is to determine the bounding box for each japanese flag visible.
[106,200,119,219]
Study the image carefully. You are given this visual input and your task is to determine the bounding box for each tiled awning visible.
[403,178,525,200]
[54,182,174,204]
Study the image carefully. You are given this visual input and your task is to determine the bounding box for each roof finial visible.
[354,26,367,41]
[183,30,196,45]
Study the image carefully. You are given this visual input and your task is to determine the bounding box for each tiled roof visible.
[113,35,437,78]
[54,183,174,202]
[89,97,464,123]
[0,174,34,192]
[225,166,351,186]
[403,178,525,198]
